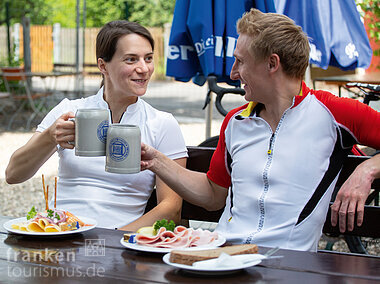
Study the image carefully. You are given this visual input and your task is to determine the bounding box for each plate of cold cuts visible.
[120,226,226,253]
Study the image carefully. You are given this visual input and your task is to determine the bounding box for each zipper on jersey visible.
[267,133,275,155]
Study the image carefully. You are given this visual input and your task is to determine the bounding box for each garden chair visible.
[1,67,53,130]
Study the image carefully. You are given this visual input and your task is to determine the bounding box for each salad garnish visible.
[153,219,175,234]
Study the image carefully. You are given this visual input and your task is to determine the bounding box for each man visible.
[141,9,380,251]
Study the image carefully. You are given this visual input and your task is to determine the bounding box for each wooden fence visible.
[1,25,165,79]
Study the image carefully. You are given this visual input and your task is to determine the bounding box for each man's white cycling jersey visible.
[207,82,380,251]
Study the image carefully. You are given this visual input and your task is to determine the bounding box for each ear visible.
[268,54,280,73]
[98,58,107,75]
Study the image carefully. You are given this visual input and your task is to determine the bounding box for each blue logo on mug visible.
[97,120,109,143]
[109,137,129,161]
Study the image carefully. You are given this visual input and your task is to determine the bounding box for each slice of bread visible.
[169,244,258,265]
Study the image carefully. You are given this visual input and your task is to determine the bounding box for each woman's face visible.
[104,33,154,97]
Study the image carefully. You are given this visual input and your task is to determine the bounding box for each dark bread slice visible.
[169,244,258,265]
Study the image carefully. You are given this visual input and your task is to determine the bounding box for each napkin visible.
[192,253,266,269]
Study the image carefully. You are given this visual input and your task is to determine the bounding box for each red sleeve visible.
[312,89,380,149]
[206,104,248,188]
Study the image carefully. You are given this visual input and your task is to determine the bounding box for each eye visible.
[145,55,153,63]
[235,58,242,65]
[124,57,137,63]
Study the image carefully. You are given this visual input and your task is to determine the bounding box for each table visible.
[313,72,380,97]
[0,216,379,283]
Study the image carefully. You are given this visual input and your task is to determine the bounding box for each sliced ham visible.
[190,229,219,247]
[136,226,218,249]
[136,227,166,245]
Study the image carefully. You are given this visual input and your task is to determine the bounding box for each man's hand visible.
[330,155,380,233]
[140,143,160,171]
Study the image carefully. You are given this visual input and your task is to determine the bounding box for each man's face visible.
[230,34,268,102]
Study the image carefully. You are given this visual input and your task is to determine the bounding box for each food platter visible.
[3,217,97,236]
[120,234,226,253]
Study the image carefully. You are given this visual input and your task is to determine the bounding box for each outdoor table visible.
[313,72,380,97]
[0,216,379,283]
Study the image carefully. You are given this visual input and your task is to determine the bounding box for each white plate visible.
[162,253,262,275]
[3,216,97,236]
[120,234,226,253]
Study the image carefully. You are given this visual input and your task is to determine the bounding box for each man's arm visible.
[118,158,186,231]
[141,143,228,211]
[331,153,380,233]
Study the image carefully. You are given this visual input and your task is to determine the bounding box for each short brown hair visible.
[237,9,309,79]
[96,20,154,63]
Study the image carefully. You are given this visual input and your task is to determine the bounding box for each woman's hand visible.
[5,113,75,184]
[48,112,76,149]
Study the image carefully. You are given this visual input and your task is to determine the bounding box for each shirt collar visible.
[237,85,303,118]
[95,86,141,113]
[95,87,109,109]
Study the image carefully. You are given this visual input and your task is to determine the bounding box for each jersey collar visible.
[237,82,308,118]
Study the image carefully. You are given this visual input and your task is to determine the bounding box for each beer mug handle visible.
[68,117,75,145]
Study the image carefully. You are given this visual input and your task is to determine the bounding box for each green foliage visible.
[0,53,23,68]
[47,0,77,28]
[357,0,380,58]
[0,0,53,25]
[0,47,23,92]
[1,0,175,28]
[126,0,175,27]
[82,0,126,28]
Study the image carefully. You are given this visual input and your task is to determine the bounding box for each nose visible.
[230,60,239,81]
[136,59,149,73]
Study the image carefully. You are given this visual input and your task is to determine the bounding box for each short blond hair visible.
[237,9,309,79]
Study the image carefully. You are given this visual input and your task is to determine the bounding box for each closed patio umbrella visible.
[275,0,372,70]
[166,0,276,138]
[166,0,276,86]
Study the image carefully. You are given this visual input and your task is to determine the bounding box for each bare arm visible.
[119,158,186,231]
[331,153,380,232]
[6,112,75,184]
[140,143,228,211]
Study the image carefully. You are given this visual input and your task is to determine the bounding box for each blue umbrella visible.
[166,0,276,86]
[274,0,372,70]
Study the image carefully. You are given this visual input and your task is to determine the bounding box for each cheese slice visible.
[11,222,28,231]
[27,221,44,232]
[38,218,50,229]
[44,224,61,232]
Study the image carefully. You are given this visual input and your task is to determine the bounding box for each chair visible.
[1,67,53,130]
[0,87,16,123]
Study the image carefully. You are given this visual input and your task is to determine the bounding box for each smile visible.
[132,79,147,83]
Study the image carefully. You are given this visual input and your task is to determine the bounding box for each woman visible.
[5,21,187,231]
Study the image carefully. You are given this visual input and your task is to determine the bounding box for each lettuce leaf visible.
[153,219,175,233]
[26,206,37,220]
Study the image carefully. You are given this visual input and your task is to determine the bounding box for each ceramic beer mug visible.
[74,109,109,156]
[105,124,141,174]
